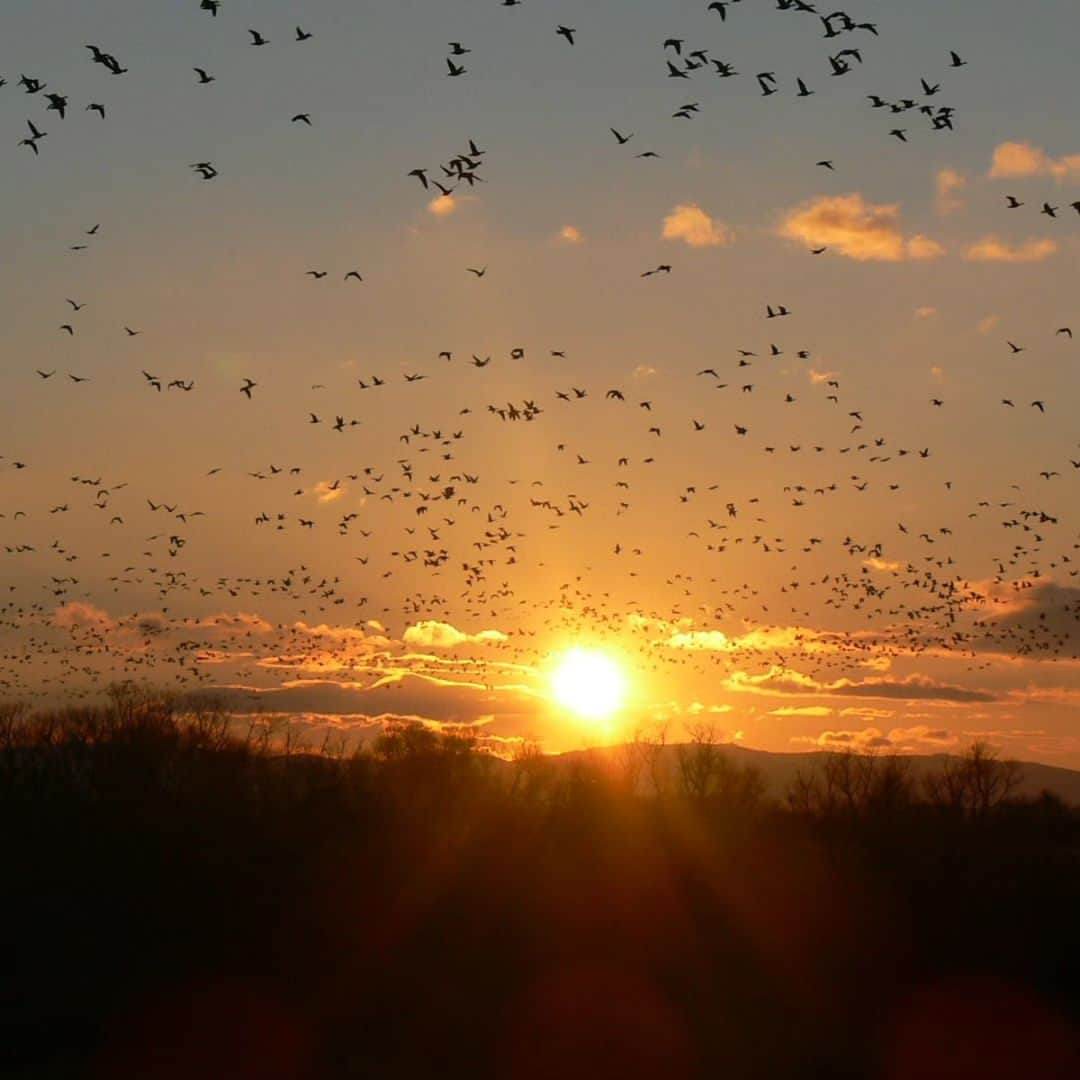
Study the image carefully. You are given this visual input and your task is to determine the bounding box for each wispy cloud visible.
[935,167,967,215]
[728,667,996,703]
[965,236,1058,263]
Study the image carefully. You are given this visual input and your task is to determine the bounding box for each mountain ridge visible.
[547,742,1080,805]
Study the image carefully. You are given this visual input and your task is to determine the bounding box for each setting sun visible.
[550,648,627,722]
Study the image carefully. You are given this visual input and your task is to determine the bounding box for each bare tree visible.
[677,723,723,800]
[639,722,670,799]
[788,749,914,820]
[924,741,1023,821]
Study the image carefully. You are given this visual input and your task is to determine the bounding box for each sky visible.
[2,0,1080,765]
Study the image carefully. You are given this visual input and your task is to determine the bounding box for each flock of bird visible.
[1,0,1079,743]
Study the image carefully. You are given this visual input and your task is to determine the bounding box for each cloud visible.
[664,624,884,659]
[988,141,1080,181]
[777,193,945,261]
[201,673,543,728]
[402,620,508,649]
[827,676,996,703]
[935,167,968,215]
[798,724,957,752]
[727,667,996,703]
[53,602,115,631]
[193,612,275,638]
[906,235,947,260]
[771,706,834,718]
[864,557,903,573]
[312,479,347,503]
[558,224,583,244]
[662,203,732,248]
[964,237,1058,263]
[977,314,1000,334]
[887,725,957,748]
[667,630,731,650]
[807,727,892,750]
[914,306,938,319]
[969,583,1080,661]
[809,368,838,384]
[428,194,458,217]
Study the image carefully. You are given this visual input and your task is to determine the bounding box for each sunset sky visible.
[2,0,1080,763]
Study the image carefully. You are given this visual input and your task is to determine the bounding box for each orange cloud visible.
[778,193,944,261]
[864,557,903,572]
[988,141,1080,181]
[964,237,1058,263]
[312,479,347,503]
[53,601,115,630]
[428,194,458,216]
[662,203,732,248]
[558,224,583,244]
[907,235,946,260]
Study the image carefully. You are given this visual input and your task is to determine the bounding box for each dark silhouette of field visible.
[2,690,1079,1079]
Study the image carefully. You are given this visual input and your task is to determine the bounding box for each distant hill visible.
[549,743,1080,806]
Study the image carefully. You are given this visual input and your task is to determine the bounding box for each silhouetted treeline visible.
[2,688,1079,1079]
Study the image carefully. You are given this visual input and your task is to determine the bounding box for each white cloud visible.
[403,621,508,649]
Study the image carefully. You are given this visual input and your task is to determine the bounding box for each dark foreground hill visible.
[2,700,1079,1079]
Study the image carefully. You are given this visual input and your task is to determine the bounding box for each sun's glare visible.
[550,648,627,722]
